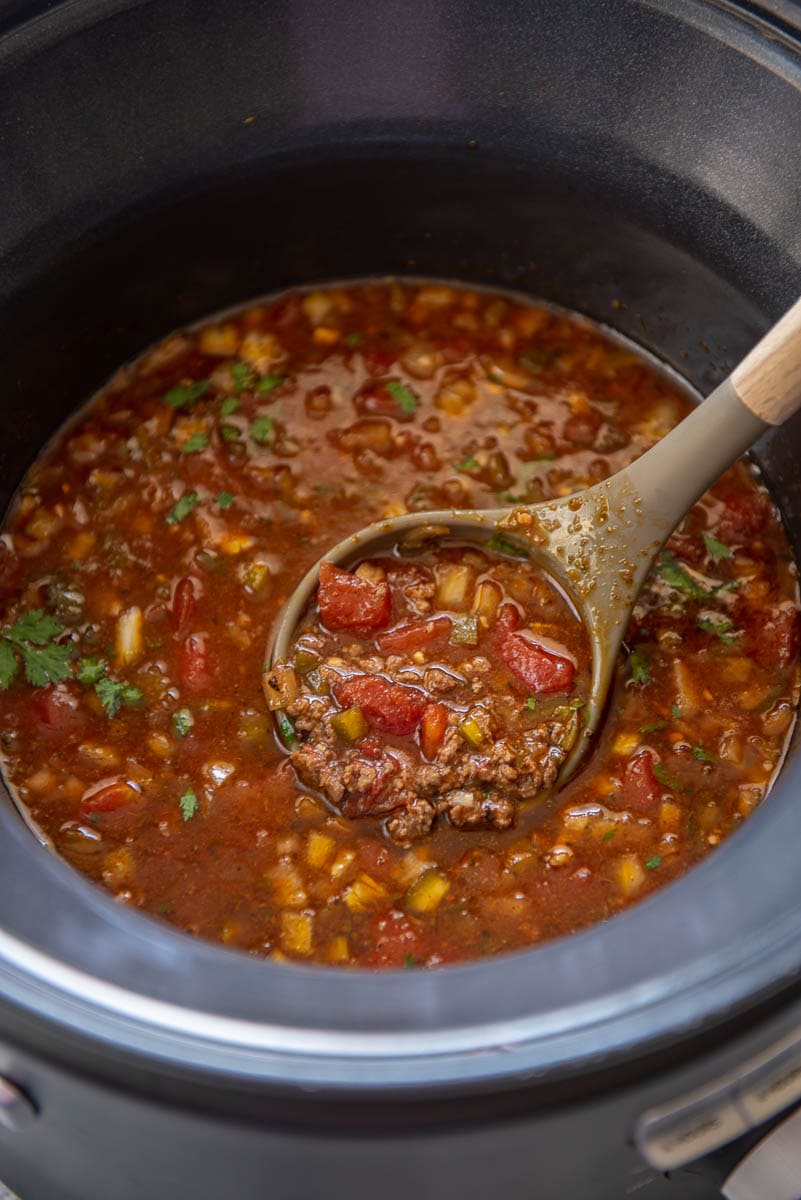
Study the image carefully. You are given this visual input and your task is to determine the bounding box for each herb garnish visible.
[456,454,479,472]
[386,380,417,415]
[256,375,285,395]
[217,491,235,509]
[0,610,73,689]
[95,676,144,718]
[179,786,198,822]
[77,656,108,685]
[525,696,537,711]
[672,704,682,719]
[629,649,651,686]
[230,362,254,393]
[654,761,681,790]
[220,424,240,442]
[403,953,418,968]
[180,431,209,454]
[697,614,738,644]
[702,533,732,560]
[646,855,662,870]
[602,828,617,842]
[172,707,194,739]
[220,396,239,416]
[639,719,667,734]
[345,332,363,348]
[250,416,275,445]
[163,380,210,409]
[166,491,200,525]
[658,551,708,598]
[692,745,714,763]
[276,712,296,747]
[486,533,528,558]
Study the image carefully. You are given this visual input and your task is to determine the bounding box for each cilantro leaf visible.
[220,396,239,416]
[456,454,479,472]
[646,855,662,870]
[230,362,254,394]
[256,375,285,395]
[345,332,363,348]
[220,424,241,442]
[250,416,275,445]
[639,720,667,734]
[95,677,143,718]
[0,610,73,689]
[18,642,73,687]
[629,648,651,686]
[77,656,108,685]
[403,953,418,968]
[166,491,200,525]
[386,380,417,415]
[180,786,198,822]
[276,712,296,747]
[602,828,617,842]
[525,696,537,711]
[0,641,18,689]
[163,380,210,409]
[672,704,682,719]
[172,707,194,738]
[5,609,63,646]
[654,761,681,790]
[486,533,528,559]
[702,532,732,560]
[658,551,708,598]
[692,744,714,762]
[180,431,209,454]
[697,614,739,644]
[217,491,235,509]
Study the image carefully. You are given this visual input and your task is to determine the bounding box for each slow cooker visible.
[1,1,801,1196]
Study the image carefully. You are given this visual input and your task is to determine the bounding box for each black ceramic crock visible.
[1,2,801,1198]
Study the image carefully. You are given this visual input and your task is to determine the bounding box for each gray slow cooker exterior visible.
[1,0,801,1196]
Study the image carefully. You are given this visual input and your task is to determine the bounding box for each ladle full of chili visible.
[268,297,801,783]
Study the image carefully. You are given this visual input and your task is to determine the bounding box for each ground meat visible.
[441,788,515,830]
[385,796,437,842]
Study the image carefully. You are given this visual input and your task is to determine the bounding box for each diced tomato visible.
[31,686,85,736]
[334,675,427,735]
[420,703,449,759]
[341,756,400,818]
[377,615,451,655]
[179,633,212,693]
[359,345,396,375]
[365,911,427,969]
[622,751,662,813]
[317,562,392,632]
[496,604,523,633]
[499,631,575,693]
[717,492,769,545]
[81,778,140,814]
[171,576,196,633]
[746,604,799,669]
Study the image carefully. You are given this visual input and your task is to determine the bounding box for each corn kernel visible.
[281,911,313,956]
[405,869,450,914]
[306,830,335,869]
[617,855,645,898]
[344,873,387,913]
[313,326,340,345]
[199,324,239,356]
[328,936,350,963]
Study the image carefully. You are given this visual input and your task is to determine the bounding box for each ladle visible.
[268,297,801,782]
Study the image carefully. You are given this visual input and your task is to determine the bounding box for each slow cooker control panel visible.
[636,1022,801,1172]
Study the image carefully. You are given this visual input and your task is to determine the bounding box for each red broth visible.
[0,280,797,968]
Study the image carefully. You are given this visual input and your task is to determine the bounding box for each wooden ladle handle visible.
[732,296,801,425]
